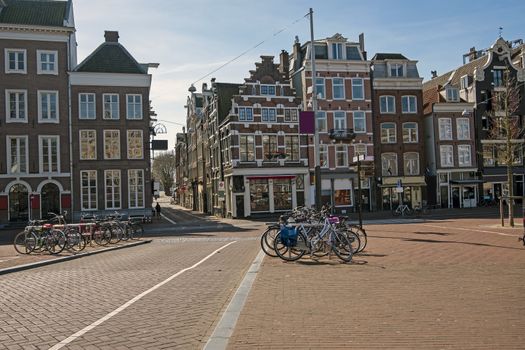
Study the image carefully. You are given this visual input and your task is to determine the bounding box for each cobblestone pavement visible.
[0,231,262,349]
[228,217,525,349]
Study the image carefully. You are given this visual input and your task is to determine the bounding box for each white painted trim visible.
[127,130,144,160]
[4,48,27,74]
[37,90,59,123]
[433,103,474,113]
[36,50,58,75]
[456,118,471,141]
[402,122,419,143]
[78,93,96,120]
[125,94,143,120]
[352,110,366,133]
[38,135,60,174]
[103,129,121,160]
[379,95,396,114]
[104,169,122,210]
[0,173,71,179]
[380,122,397,143]
[79,129,97,160]
[230,167,309,176]
[6,135,29,175]
[372,78,423,89]
[103,93,120,120]
[332,77,345,100]
[351,78,364,100]
[80,170,98,211]
[438,118,453,141]
[5,89,28,123]
[0,30,71,42]
[401,95,417,114]
[69,72,152,87]
[128,169,145,209]
[36,179,65,193]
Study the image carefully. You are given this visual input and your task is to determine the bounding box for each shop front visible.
[380,176,425,211]
[437,171,482,208]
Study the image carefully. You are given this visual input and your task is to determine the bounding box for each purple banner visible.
[299,111,315,134]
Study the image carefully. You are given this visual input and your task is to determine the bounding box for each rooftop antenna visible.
[498,26,503,38]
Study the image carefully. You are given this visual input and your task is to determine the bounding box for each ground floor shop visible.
[436,170,482,208]
[379,176,426,211]
[311,174,373,214]
[482,173,524,204]
[0,178,71,224]
[225,168,309,218]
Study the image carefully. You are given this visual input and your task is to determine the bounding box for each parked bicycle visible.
[392,204,413,216]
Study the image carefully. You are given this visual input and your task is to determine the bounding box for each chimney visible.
[104,31,119,43]
[293,36,301,70]
[431,70,438,79]
[279,50,290,80]
[359,33,367,60]
[468,47,477,62]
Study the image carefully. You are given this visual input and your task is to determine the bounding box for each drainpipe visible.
[67,34,74,222]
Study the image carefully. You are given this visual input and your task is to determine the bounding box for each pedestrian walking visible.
[155,202,161,218]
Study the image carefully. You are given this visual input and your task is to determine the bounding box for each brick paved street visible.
[228,217,525,350]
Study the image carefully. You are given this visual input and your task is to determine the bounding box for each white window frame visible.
[103,93,119,120]
[458,145,472,167]
[381,123,397,143]
[460,75,469,90]
[239,135,255,162]
[403,152,420,176]
[402,122,418,143]
[36,50,58,75]
[319,144,328,168]
[438,118,453,140]
[126,94,143,120]
[103,130,121,160]
[238,107,253,121]
[401,95,417,113]
[5,48,26,74]
[260,85,276,96]
[456,118,470,140]
[38,135,60,173]
[316,111,327,132]
[127,130,144,159]
[261,108,277,122]
[381,153,398,176]
[284,108,298,122]
[390,63,404,77]
[332,78,345,99]
[440,145,454,167]
[104,170,121,210]
[335,144,347,167]
[7,135,28,174]
[446,87,459,102]
[351,78,364,100]
[38,90,59,123]
[79,130,97,160]
[380,95,395,113]
[80,170,98,211]
[333,111,346,130]
[353,111,366,133]
[79,93,96,119]
[315,78,325,99]
[354,143,367,157]
[331,42,343,60]
[128,169,145,209]
[5,89,28,123]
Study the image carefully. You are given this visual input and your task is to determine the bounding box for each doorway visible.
[451,187,460,208]
[235,195,245,218]
[41,183,60,219]
[9,184,29,222]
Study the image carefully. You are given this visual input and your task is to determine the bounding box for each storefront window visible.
[273,179,292,211]
[334,190,351,206]
[321,190,332,207]
[250,179,269,212]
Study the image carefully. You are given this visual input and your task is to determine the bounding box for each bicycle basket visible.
[279,226,298,247]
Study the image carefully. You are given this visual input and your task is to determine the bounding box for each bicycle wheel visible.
[273,230,308,261]
[345,230,361,254]
[13,231,37,254]
[260,227,279,257]
[131,223,144,239]
[347,225,367,252]
[331,231,353,263]
[109,223,123,244]
[94,227,111,246]
[392,209,401,217]
[45,230,66,255]
[65,227,86,252]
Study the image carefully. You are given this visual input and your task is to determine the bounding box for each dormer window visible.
[460,75,469,90]
[260,85,276,95]
[332,43,343,60]
[446,87,459,102]
[390,63,404,77]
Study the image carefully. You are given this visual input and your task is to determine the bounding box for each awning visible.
[379,182,427,188]
[449,179,484,184]
[246,175,296,180]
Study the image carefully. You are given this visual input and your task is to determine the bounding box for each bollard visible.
[522,202,525,235]
[500,199,504,227]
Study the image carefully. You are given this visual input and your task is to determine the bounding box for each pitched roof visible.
[422,54,488,91]
[0,0,69,27]
[75,43,147,74]
[372,53,408,60]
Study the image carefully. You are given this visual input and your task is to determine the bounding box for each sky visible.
[73,0,525,150]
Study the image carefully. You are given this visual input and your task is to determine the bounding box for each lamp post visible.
[308,8,322,210]
[353,154,365,228]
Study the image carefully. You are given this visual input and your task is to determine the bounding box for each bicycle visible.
[392,204,413,216]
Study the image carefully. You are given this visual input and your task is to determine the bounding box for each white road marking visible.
[419,223,519,237]
[49,241,237,350]
[160,212,177,224]
[204,249,266,350]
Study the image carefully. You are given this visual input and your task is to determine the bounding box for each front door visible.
[9,184,29,222]
[451,187,460,208]
[235,195,245,218]
[41,183,60,219]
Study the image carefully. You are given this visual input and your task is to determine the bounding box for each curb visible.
[0,239,152,276]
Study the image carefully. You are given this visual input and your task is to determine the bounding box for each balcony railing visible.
[328,128,356,141]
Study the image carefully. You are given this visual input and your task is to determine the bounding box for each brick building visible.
[370,53,426,210]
